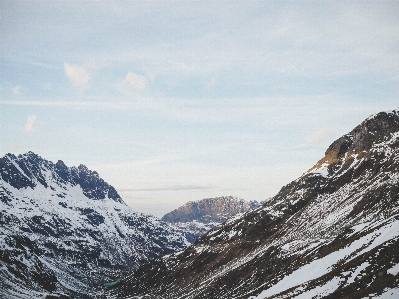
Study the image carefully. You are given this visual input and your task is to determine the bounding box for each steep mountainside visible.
[107,108,399,299]
[162,196,260,242]
[0,152,190,298]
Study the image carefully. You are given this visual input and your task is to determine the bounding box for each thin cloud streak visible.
[119,185,216,192]
[1,96,395,129]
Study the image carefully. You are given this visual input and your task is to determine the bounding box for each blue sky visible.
[1,1,398,217]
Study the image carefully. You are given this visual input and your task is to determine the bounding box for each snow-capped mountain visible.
[107,108,399,298]
[0,152,190,298]
[162,196,260,242]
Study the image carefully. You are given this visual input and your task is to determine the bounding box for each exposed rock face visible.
[107,108,399,299]
[162,196,260,242]
[0,152,121,202]
[0,152,190,298]
[163,196,259,224]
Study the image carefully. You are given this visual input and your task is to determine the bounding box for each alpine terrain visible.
[0,152,190,298]
[107,108,399,299]
[162,196,260,242]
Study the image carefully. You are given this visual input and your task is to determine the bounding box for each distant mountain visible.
[162,196,260,242]
[0,152,190,298]
[107,108,399,298]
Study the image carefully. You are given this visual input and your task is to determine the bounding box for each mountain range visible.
[106,108,399,298]
[2,108,399,299]
[0,153,190,298]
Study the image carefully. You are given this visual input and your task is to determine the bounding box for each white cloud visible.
[24,115,37,132]
[122,71,148,90]
[12,86,21,95]
[64,63,90,88]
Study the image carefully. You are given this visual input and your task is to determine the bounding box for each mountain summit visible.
[0,153,190,298]
[107,108,399,299]
[1,151,122,202]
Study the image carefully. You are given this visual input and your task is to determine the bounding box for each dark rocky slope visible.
[0,152,190,298]
[107,108,399,299]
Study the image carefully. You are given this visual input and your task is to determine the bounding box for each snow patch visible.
[250,219,399,299]
[308,162,329,177]
[387,263,399,276]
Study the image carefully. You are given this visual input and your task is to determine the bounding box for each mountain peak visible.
[162,196,261,243]
[162,196,259,224]
[330,109,398,158]
[78,163,88,171]
[23,150,37,156]
[0,152,192,298]
[1,152,123,203]
[309,108,399,176]
[22,151,42,160]
[55,159,67,169]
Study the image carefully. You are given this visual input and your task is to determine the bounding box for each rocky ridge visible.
[0,152,190,298]
[162,196,260,242]
[107,108,399,299]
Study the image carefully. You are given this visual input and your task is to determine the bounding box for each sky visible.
[1,1,398,217]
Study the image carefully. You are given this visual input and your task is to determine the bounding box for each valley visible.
[1,108,399,298]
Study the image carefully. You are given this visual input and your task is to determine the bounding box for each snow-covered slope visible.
[0,152,190,298]
[162,196,260,242]
[107,108,399,299]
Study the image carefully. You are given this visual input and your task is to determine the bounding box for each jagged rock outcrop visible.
[0,152,190,298]
[162,196,259,224]
[107,108,399,299]
[162,196,260,242]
